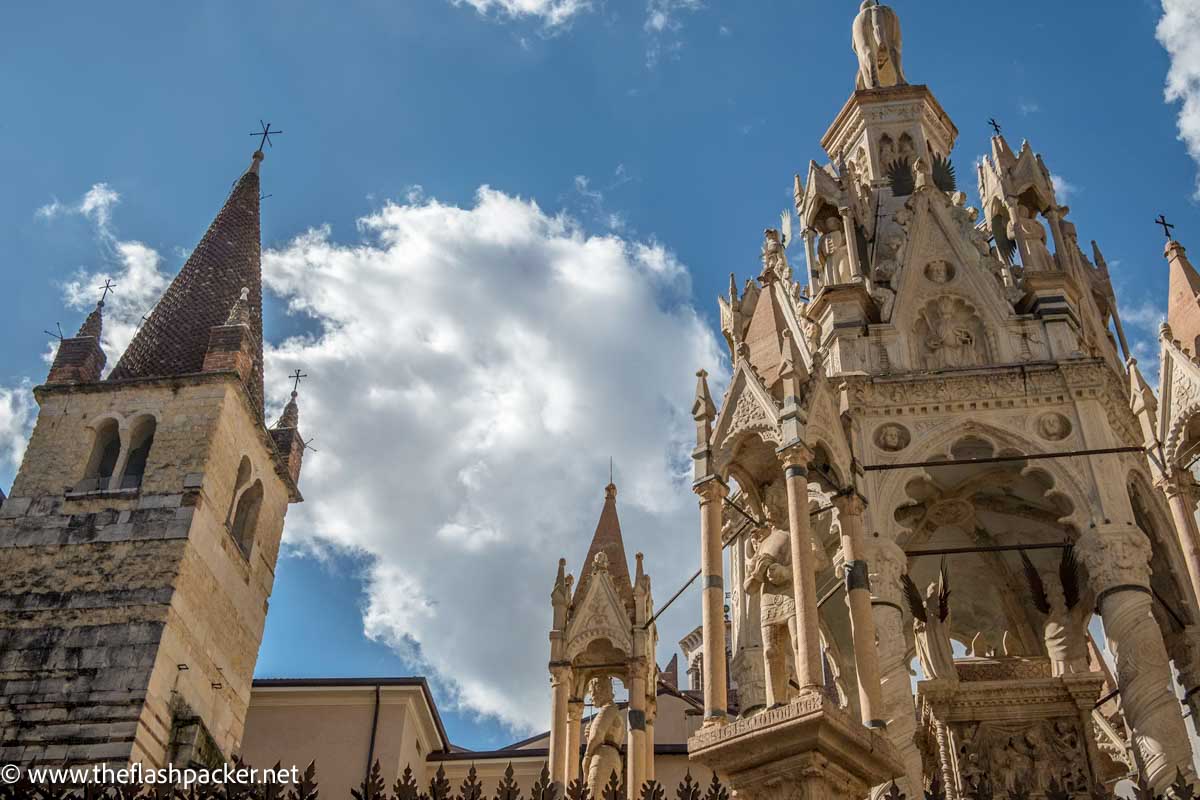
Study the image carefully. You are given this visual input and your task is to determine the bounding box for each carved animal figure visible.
[852,1,906,90]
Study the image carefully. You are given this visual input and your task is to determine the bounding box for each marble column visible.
[834,493,885,728]
[839,208,863,281]
[696,478,729,724]
[645,697,656,782]
[549,665,572,789]
[867,536,923,794]
[567,699,583,784]
[1077,526,1196,791]
[627,662,647,797]
[1044,206,1067,269]
[803,227,820,293]
[1161,476,1200,607]
[780,446,823,690]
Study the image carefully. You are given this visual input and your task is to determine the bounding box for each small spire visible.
[692,369,716,422]
[226,287,252,327]
[275,391,300,430]
[77,301,104,339]
[1091,240,1109,272]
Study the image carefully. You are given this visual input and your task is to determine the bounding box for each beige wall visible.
[241,684,444,796]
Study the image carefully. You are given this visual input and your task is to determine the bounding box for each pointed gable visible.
[573,483,634,610]
[1166,240,1200,358]
[109,152,265,414]
[743,280,791,389]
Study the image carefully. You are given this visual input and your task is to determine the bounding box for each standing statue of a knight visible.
[852,0,907,90]
[744,523,797,707]
[582,677,624,797]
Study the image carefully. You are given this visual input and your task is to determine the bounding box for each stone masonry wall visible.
[0,374,292,767]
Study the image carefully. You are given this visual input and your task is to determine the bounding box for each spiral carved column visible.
[1077,526,1196,791]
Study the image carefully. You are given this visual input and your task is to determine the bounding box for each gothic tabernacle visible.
[3,2,1200,800]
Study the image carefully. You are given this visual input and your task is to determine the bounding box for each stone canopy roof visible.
[108,152,265,415]
[573,482,635,610]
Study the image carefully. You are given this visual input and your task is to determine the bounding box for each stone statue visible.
[901,562,957,681]
[744,524,797,707]
[1009,206,1055,272]
[852,1,906,90]
[582,677,624,797]
[917,297,984,369]
[761,228,788,283]
[1020,547,1090,676]
[819,217,853,284]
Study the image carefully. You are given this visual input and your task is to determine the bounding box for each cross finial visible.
[249,120,283,153]
[1156,214,1176,242]
[289,368,308,394]
[302,437,318,453]
[988,118,1002,136]
[44,322,64,342]
[97,279,116,305]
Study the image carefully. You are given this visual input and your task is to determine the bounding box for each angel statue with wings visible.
[1020,545,1091,676]
[901,559,957,682]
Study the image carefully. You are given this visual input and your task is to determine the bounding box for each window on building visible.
[80,419,121,492]
[226,456,253,527]
[230,479,264,558]
[119,416,157,489]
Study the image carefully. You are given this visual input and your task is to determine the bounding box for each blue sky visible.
[2,0,1199,750]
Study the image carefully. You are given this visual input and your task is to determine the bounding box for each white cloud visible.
[1117,298,1166,363]
[1157,0,1200,196]
[260,186,725,732]
[644,0,702,67]
[0,382,35,476]
[1051,173,1078,202]
[1018,100,1039,116]
[38,183,171,368]
[450,0,590,27]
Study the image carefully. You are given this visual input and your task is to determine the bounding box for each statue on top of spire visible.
[852,0,907,90]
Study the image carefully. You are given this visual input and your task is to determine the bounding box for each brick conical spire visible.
[1165,238,1200,356]
[77,301,104,339]
[109,151,265,414]
[275,391,299,430]
[573,482,634,610]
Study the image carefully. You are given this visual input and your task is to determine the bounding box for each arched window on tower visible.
[225,456,253,528]
[80,419,121,492]
[230,479,264,558]
[119,416,156,490]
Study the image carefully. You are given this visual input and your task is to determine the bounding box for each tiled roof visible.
[108,153,265,415]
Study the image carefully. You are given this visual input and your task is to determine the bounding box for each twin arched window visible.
[78,415,157,493]
[226,455,264,558]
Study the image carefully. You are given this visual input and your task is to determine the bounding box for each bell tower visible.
[0,149,305,768]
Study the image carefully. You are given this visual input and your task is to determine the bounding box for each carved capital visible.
[777,442,813,471]
[551,664,573,687]
[832,492,867,518]
[1076,526,1153,598]
[694,477,729,504]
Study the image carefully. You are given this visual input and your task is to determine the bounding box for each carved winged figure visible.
[1020,546,1091,676]
[901,559,957,681]
[582,677,624,798]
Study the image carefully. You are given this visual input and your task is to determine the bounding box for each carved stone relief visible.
[924,260,955,284]
[1036,412,1072,442]
[875,423,911,452]
[915,296,988,370]
[955,718,1091,798]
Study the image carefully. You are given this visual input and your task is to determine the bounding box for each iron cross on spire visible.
[249,120,283,153]
[988,118,1002,136]
[97,279,116,305]
[1156,214,1176,242]
[289,368,308,394]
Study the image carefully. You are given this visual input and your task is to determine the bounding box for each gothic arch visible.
[230,479,264,558]
[1164,401,1200,467]
[1127,469,1196,629]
